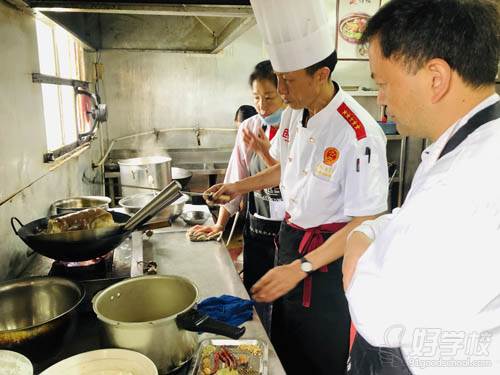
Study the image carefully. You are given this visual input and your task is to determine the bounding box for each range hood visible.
[10,1,255,53]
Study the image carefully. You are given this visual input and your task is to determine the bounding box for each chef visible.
[344,0,500,374]
[205,0,389,373]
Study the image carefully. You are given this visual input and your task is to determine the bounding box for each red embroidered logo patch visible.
[323,147,340,166]
[337,103,367,140]
[282,128,289,142]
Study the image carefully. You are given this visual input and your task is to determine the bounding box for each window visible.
[35,17,86,153]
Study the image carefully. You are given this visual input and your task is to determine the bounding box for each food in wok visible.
[46,208,116,234]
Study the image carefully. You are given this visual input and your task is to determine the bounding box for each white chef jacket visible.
[347,94,500,375]
[223,114,284,219]
[270,83,388,228]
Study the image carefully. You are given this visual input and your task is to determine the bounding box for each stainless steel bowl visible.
[119,192,188,222]
[50,196,111,215]
[180,211,210,225]
[0,276,84,363]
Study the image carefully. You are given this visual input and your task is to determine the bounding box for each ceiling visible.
[7,1,255,53]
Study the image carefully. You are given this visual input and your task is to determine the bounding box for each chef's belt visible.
[284,212,347,308]
[248,213,281,237]
[347,334,412,375]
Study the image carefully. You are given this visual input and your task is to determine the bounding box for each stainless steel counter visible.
[19,205,285,374]
[146,205,285,374]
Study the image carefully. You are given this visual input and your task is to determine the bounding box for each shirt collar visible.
[421,93,500,162]
[299,81,344,130]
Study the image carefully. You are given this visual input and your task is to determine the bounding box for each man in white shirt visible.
[344,0,500,374]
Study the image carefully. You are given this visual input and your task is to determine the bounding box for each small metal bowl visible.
[50,196,111,216]
[119,193,189,222]
[180,211,210,225]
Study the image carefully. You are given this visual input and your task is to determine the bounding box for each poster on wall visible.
[336,0,382,60]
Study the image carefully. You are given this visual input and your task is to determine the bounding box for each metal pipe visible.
[97,123,106,196]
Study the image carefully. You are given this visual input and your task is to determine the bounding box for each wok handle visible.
[124,181,181,232]
[176,309,245,339]
[10,217,24,236]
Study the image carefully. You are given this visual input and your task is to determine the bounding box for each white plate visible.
[40,349,158,375]
[0,350,33,375]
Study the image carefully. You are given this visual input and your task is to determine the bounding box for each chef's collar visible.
[300,82,343,129]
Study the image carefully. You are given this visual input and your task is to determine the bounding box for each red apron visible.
[284,212,347,307]
[285,212,357,351]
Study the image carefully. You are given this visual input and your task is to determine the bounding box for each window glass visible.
[35,17,84,153]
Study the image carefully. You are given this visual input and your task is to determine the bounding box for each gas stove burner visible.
[49,251,114,280]
[59,257,103,268]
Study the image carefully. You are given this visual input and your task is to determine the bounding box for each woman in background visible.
[189,60,286,333]
[234,105,257,127]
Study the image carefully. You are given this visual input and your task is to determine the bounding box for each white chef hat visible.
[250,0,334,73]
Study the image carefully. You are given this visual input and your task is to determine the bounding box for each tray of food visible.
[190,339,268,375]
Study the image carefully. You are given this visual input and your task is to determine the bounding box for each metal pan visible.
[0,276,84,364]
[11,181,182,262]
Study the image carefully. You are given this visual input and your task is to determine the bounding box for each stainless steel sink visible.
[173,162,228,175]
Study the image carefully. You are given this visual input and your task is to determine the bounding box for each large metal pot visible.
[0,277,84,363]
[118,156,172,197]
[118,193,189,222]
[92,275,244,374]
[49,196,111,215]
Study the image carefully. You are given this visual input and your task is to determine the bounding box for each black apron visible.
[242,125,283,333]
[272,222,351,375]
[347,99,500,375]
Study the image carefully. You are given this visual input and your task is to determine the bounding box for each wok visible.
[11,181,182,262]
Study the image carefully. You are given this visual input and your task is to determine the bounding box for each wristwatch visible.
[300,256,314,275]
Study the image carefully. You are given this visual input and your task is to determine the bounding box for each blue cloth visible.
[198,295,254,326]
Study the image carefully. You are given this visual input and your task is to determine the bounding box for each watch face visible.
[301,261,313,273]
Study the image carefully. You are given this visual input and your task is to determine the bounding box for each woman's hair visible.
[234,105,257,123]
[248,60,278,87]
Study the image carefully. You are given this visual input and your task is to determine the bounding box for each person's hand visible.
[203,183,241,205]
[251,261,307,302]
[188,223,223,237]
[342,231,373,291]
[243,127,271,157]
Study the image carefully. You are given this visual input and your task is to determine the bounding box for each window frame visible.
[34,15,96,163]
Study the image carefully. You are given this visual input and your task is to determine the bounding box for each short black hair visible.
[234,105,257,123]
[361,0,499,87]
[305,51,338,78]
[249,60,278,87]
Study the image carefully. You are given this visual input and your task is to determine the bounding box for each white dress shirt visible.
[270,84,388,228]
[347,94,500,374]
